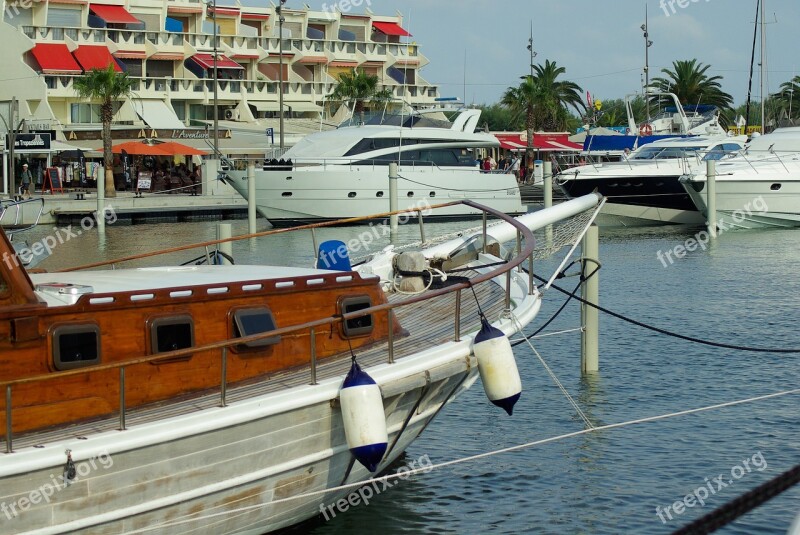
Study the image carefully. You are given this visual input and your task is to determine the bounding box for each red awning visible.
[191,53,243,70]
[30,43,82,74]
[208,6,239,17]
[298,56,328,64]
[89,3,139,24]
[73,45,122,72]
[242,12,269,20]
[329,61,357,68]
[372,21,411,37]
[495,133,582,152]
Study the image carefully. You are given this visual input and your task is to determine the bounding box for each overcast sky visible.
[278,0,797,107]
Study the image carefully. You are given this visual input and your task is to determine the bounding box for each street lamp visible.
[277,0,286,151]
[527,21,536,81]
[641,6,653,120]
[211,0,219,159]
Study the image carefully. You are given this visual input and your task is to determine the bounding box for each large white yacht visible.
[680,127,800,229]
[557,135,747,225]
[223,108,524,226]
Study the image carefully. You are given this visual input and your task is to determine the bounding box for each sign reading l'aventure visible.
[65,129,232,141]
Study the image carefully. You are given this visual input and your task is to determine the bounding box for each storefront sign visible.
[6,133,52,151]
[65,129,231,141]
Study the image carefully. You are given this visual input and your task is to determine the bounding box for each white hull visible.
[594,202,704,227]
[225,166,524,226]
[683,179,800,229]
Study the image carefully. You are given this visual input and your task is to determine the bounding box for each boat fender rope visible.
[63,449,76,486]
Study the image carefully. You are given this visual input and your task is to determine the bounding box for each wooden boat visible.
[0,194,601,534]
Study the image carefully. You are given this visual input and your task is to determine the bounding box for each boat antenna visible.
[744,0,760,135]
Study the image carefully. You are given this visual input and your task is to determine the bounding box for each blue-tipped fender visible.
[339,361,388,472]
[473,318,522,415]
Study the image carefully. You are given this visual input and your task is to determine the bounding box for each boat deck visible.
[12,275,506,450]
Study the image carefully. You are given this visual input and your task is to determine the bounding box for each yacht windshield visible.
[631,146,705,160]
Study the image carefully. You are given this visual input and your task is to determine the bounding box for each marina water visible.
[22,216,800,534]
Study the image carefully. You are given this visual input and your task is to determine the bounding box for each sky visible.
[282,0,798,108]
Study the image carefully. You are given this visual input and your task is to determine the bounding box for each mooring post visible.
[543,160,553,210]
[543,160,554,246]
[581,224,599,373]
[706,159,717,238]
[389,162,399,237]
[217,222,233,265]
[247,160,257,234]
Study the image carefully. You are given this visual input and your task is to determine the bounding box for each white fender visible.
[339,361,388,472]
[473,319,522,415]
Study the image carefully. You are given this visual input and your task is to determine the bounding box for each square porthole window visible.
[232,307,280,351]
[150,315,194,361]
[339,295,374,338]
[53,324,101,371]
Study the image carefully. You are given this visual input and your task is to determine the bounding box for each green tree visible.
[650,59,733,111]
[772,75,800,123]
[73,65,134,198]
[328,69,393,124]
[476,103,521,131]
[593,97,647,128]
[502,60,584,167]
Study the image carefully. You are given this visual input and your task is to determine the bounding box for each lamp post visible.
[277,0,286,151]
[211,0,219,158]
[641,6,653,120]
[526,21,536,177]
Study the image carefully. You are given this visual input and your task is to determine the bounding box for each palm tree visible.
[73,65,134,198]
[650,59,733,112]
[772,75,800,123]
[502,60,584,170]
[328,69,393,124]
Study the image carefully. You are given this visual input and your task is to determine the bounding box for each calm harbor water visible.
[17,215,800,534]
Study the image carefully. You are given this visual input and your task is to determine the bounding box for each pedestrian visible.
[489,155,497,171]
[19,163,32,198]
[510,155,521,182]
[482,157,491,173]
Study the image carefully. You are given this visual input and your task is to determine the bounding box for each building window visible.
[70,103,101,124]
[232,307,280,351]
[52,324,101,371]
[172,100,186,122]
[339,295,374,338]
[150,315,194,361]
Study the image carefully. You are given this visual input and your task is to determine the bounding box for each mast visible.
[760,0,766,133]
[744,0,760,135]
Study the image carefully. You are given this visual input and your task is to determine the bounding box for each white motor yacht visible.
[680,127,800,229]
[558,135,746,225]
[223,108,524,227]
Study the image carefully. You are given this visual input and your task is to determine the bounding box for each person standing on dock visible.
[20,163,32,198]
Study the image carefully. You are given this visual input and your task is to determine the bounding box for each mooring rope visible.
[118,387,800,534]
[511,314,594,429]
[672,463,800,535]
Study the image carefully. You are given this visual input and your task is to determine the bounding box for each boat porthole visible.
[282,192,292,197]
[430,191,436,197]
[348,192,357,198]
[407,192,414,198]
[376,191,384,197]
[771,183,782,191]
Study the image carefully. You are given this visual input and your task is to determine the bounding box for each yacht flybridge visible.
[224,107,523,227]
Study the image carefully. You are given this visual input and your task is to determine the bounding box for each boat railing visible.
[0,197,45,237]
[1,198,578,453]
[230,155,484,174]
